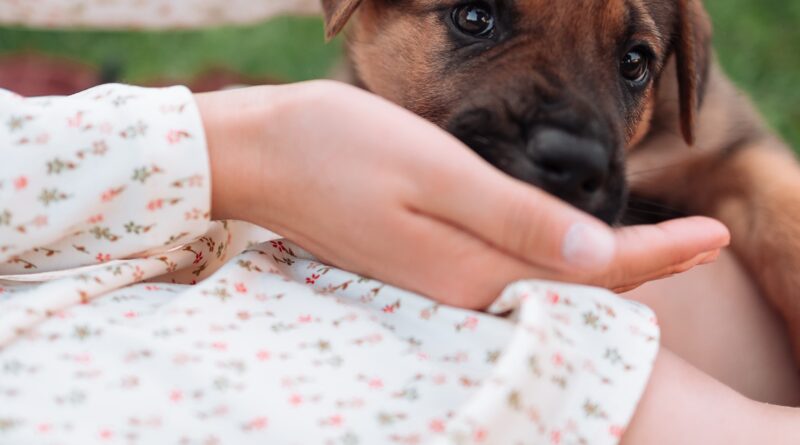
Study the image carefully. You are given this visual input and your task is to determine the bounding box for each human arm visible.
[199,80,730,308]
[623,348,800,445]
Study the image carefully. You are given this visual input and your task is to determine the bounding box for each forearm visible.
[195,85,286,224]
[623,348,800,444]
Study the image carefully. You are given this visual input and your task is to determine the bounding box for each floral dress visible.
[0,2,660,444]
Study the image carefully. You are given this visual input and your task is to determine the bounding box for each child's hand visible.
[198,80,729,308]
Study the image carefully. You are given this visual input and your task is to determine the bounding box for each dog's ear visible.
[675,0,712,145]
[322,0,364,41]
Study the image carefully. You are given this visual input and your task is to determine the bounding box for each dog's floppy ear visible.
[675,0,711,145]
[322,0,364,41]
[675,0,712,145]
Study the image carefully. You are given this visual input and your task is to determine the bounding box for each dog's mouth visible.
[446,114,628,225]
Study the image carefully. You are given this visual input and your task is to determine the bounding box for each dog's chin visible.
[507,169,628,226]
[453,141,628,225]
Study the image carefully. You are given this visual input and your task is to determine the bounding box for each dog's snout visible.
[529,128,610,203]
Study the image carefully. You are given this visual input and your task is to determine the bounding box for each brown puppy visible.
[321,0,800,363]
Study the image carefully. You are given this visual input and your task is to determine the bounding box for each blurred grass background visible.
[0,0,797,147]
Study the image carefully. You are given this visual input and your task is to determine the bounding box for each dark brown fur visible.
[322,0,800,365]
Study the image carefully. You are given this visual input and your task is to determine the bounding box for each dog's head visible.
[323,0,712,224]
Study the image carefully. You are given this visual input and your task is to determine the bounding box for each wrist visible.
[196,86,284,222]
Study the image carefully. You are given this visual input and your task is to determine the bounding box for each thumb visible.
[416,159,617,273]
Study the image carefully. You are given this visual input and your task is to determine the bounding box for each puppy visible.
[321,0,800,364]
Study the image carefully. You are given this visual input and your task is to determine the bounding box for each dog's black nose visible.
[528,128,610,204]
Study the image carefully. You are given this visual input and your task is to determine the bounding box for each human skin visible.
[627,249,800,407]
[198,80,728,309]
[197,80,800,441]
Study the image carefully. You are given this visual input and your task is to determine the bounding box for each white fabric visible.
[0,0,320,29]
[0,83,660,445]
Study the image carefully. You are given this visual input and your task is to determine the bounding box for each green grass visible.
[706,0,800,149]
[0,3,797,147]
[0,16,342,83]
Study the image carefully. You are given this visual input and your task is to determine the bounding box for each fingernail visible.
[562,222,615,270]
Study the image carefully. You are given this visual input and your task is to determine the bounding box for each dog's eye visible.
[620,48,650,84]
[452,3,495,38]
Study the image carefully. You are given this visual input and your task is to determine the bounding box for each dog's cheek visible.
[627,91,656,149]
[350,13,455,119]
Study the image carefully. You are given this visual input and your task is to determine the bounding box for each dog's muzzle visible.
[447,110,628,224]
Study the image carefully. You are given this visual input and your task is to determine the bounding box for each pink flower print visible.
[169,390,183,402]
[550,430,561,444]
[166,129,191,144]
[184,208,206,221]
[367,378,383,389]
[124,311,138,319]
[93,140,109,155]
[289,394,303,406]
[609,425,625,438]
[305,274,320,285]
[256,350,270,361]
[429,419,446,433]
[147,199,164,211]
[13,176,27,190]
[547,291,560,305]
[473,428,487,442]
[188,174,204,187]
[121,376,139,388]
[36,423,52,434]
[234,282,247,294]
[382,299,402,314]
[35,133,50,144]
[145,285,162,291]
[211,342,227,351]
[98,122,113,135]
[87,214,104,224]
[298,315,312,323]
[552,353,565,367]
[67,111,84,128]
[132,266,144,281]
[462,316,479,331]
[96,253,111,263]
[326,414,343,427]
[100,186,125,202]
[98,429,113,440]
[246,417,269,431]
[432,374,447,385]
[53,310,70,319]
[33,215,48,227]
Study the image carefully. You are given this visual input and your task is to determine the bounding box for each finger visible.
[610,249,721,293]
[603,217,730,288]
[346,211,552,309]
[412,160,617,274]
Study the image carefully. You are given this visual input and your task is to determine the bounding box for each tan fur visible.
[322,0,800,365]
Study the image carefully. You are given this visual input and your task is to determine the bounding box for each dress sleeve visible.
[0,84,211,274]
[439,281,661,445]
[0,0,320,29]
